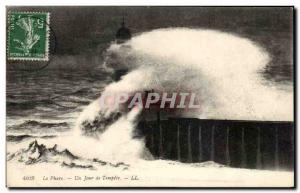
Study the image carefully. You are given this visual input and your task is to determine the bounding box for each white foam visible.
[104,28,293,121]
[73,28,293,162]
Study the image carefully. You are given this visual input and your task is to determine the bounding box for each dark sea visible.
[6,69,112,140]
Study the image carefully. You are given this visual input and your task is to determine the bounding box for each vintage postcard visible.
[6,6,294,188]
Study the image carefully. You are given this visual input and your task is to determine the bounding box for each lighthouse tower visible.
[116,17,131,44]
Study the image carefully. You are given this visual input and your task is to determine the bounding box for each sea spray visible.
[74,28,293,163]
[103,28,293,121]
[21,105,151,164]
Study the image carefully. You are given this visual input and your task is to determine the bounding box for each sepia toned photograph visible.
[6,6,294,188]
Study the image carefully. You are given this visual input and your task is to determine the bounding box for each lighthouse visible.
[110,17,132,81]
[116,17,131,44]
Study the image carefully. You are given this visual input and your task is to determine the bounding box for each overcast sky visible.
[7,6,293,82]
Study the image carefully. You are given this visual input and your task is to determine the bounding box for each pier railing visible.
[137,118,294,170]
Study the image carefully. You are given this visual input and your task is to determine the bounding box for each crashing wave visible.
[74,28,293,163]
[7,140,131,170]
[7,140,78,164]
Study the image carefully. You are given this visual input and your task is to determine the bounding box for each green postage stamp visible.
[7,12,50,61]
